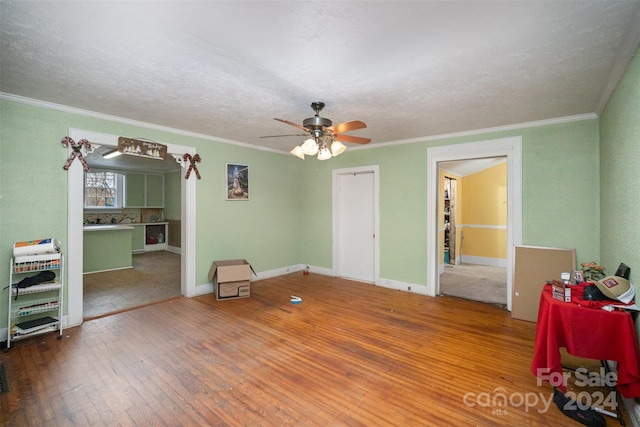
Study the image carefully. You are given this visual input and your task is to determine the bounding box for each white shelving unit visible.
[6,253,64,349]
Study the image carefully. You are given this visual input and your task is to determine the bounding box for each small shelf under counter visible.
[130,222,168,253]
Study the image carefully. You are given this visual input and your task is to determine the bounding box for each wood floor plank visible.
[1,272,630,426]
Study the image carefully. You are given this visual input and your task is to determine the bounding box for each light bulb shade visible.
[290,145,305,159]
[330,140,347,156]
[317,146,332,160]
[301,138,318,155]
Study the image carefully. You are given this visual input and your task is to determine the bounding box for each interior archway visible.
[65,128,197,327]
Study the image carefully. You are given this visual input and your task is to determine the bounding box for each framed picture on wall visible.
[226,163,249,200]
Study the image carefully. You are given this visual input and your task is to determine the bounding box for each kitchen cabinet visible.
[125,172,146,207]
[146,174,164,207]
[125,172,164,208]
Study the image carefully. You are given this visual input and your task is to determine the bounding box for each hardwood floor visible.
[0,273,627,426]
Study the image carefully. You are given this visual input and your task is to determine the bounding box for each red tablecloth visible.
[531,284,640,398]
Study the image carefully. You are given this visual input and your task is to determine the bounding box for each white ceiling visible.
[2,1,640,158]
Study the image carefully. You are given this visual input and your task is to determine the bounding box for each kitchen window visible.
[84,170,124,209]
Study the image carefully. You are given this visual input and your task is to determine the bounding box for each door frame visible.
[426,137,522,310]
[332,165,380,285]
[65,128,197,328]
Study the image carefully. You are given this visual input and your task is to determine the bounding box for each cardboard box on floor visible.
[208,259,255,301]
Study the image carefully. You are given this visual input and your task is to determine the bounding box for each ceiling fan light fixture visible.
[276,102,369,160]
[290,145,305,159]
[330,140,347,156]
[317,145,332,160]
[301,138,318,156]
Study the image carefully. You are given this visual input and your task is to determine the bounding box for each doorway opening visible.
[426,137,522,311]
[82,148,183,319]
[65,128,197,328]
[438,159,507,306]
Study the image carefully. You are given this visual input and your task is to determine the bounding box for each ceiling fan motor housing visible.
[303,115,332,131]
[303,101,332,134]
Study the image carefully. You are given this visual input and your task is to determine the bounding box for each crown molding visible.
[349,113,598,151]
[0,92,284,155]
[2,92,598,154]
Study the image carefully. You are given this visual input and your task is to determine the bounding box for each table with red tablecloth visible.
[531,284,640,398]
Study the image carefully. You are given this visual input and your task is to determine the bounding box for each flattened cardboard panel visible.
[512,245,576,322]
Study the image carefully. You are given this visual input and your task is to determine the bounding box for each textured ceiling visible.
[2,1,640,155]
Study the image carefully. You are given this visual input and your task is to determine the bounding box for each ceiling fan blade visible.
[327,120,367,134]
[334,134,371,145]
[260,133,308,139]
[274,118,309,132]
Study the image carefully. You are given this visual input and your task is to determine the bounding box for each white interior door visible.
[338,171,375,283]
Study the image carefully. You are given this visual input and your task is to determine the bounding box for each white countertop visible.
[83,225,135,232]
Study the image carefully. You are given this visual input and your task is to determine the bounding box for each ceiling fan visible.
[262,102,371,160]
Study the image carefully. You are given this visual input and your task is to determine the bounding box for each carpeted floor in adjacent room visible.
[439,262,507,306]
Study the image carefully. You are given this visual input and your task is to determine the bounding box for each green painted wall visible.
[600,49,640,281]
[0,99,303,326]
[299,119,601,287]
[3,47,627,326]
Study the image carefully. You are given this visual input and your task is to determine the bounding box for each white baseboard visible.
[376,277,429,295]
[195,264,428,297]
[167,245,181,254]
[195,282,214,296]
[196,264,309,296]
[83,265,133,275]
